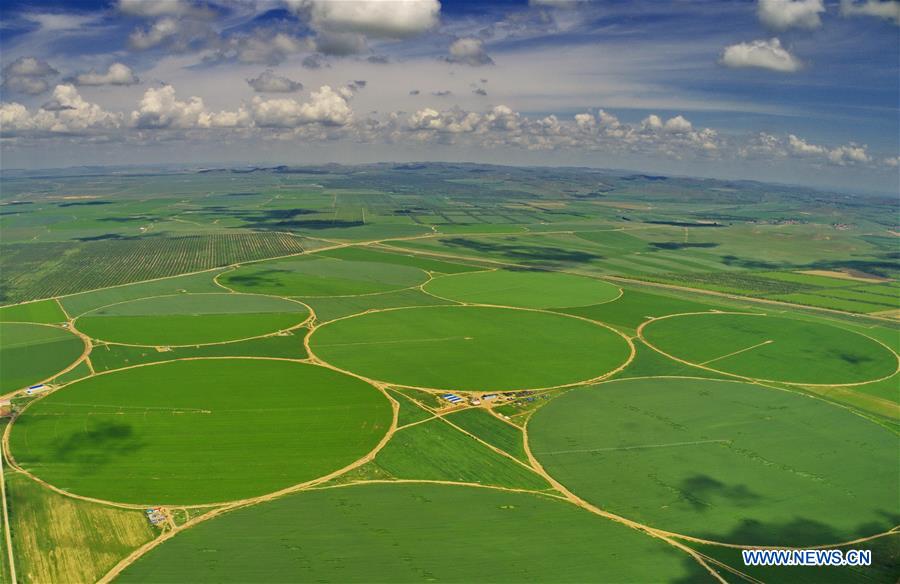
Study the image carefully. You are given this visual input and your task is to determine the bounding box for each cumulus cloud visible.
[720,38,802,72]
[446,38,494,66]
[1,57,58,95]
[789,134,871,164]
[758,0,825,30]
[840,0,900,24]
[72,63,139,86]
[247,70,303,93]
[127,83,354,130]
[128,17,181,50]
[289,0,440,39]
[250,85,354,127]
[1,84,121,135]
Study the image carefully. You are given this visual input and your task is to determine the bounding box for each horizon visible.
[1,0,899,193]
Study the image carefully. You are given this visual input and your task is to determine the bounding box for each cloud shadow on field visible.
[50,420,146,469]
[439,237,604,265]
[680,474,762,511]
[222,269,289,289]
[650,242,720,250]
[673,513,900,583]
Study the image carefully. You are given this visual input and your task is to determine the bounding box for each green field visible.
[0,299,67,324]
[9,359,391,504]
[0,323,84,393]
[75,293,309,346]
[529,378,899,546]
[221,257,429,297]
[311,306,631,391]
[641,313,897,384]
[117,483,700,583]
[425,269,621,308]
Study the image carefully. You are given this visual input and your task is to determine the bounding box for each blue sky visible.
[1,0,898,193]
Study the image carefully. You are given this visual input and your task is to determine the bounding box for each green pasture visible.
[320,246,482,274]
[425,269,620,308]
[9,359,391,504]
[220,257,429,297]
[374,417,547,490]
[642,313,897,384]
[0,299,67,324]
[0,323,84,393]
[118,483,699,583]
[75,293,308,346]
[311,306,631,391]
[59,271,224,317]
[445,408,528,463]
[529,378,900,546]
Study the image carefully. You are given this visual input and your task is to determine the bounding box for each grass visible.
[301,287,452,323]
[374,417,548,490]
[688,533,900,584]
[60,271,224,318]
[387,389,433,427]
[445,408,528,463]
[9,359,391,505]
[0,323,84,393]
[76,293,308,346]
[0,233,309,304]
[320,246,483,274]
[90,333,308,372]
[6,472,154,584]
[642,313,897,384]
[0,300,67,324]
[221,257,428,297]
[311,306,631,391]
[560,288,731,333]
[425,269,620,309]
[117,483,699,583]
[528,378,900,546]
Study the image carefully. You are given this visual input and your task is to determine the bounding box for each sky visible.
[0,0,898,194]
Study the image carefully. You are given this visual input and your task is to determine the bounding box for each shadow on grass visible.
[440,237,604,265]
[50,420,146,468]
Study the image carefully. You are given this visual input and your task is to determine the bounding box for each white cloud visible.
[73,63,139,86]
[789,134,871,164]
[289,0,440,39]
[446,38,494,66]
[0,84,121,135]
[247,70,303,93]
[130,84,208,129]
[840,0,900,25]
[1,57,58,95]
[118,0,192,18]
[758,0,825,30]
[883,156,900,167]
[663,115,692,133]
[788,133,826,155]
[224,32,309,65]
[720,38,802,73]
[129,17,180,50]
[250,85,354,127]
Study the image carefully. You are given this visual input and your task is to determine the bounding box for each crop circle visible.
[529,377,900,546]
[425,269,621,308]
[75,293,309,346]
[310,305,631,391]
[640,312,897,385]
[9,359,392,505]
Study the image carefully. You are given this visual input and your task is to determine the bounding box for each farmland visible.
[0,163,896,583]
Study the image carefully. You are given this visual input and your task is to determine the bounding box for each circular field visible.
[220,257,429,297]
[425,269,620,309]
[118,483,702,583]
[641,313,897,385]
[9,359,391,505]
[529,378,900,546]
[0,323,84,393]
[310,306,631,391]
[75,293,309,346]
